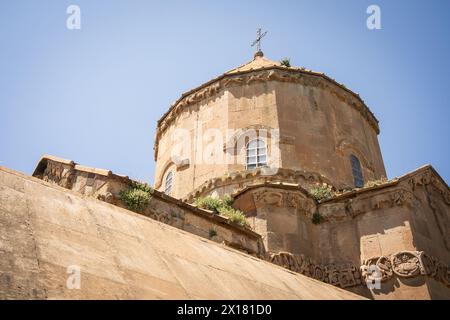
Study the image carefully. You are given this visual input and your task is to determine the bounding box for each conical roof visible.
[226,51,282,74]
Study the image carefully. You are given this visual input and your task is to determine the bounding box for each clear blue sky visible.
[1,0,449,185]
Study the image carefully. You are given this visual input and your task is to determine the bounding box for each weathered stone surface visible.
[0,166,364,300]
[32,155,264,257]
[153,54,386,199]
[233,166,450,299]
[5,52,448,301]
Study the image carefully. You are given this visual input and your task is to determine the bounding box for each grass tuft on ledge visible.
[120,181,153,213]
[309,183,333,201]
[195,195,249,227]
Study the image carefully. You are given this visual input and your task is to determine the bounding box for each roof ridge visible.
[225,55,281,75]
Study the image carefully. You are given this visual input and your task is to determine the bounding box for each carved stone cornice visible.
[319,165,449,217]
[41,159,76,189]
[153,67,380,160]
[252,188,316,214]
[403,166,450,250]
[406,166,450,205]
[183,168,334,203]
[267,252,363,289]
[318,187,415,223]
[268,251,450,290]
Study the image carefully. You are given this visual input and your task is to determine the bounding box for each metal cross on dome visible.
[251,28,267,52]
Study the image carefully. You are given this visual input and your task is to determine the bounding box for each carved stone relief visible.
[42,161,75,189]
[269,250,449,290]
[267,252,362,289]
[360,251,449,287]
[184,168,333,203]
[319,188,415,222]
[252,189,316,215]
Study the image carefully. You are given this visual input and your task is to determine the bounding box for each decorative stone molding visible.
[316,167,450,250]
[41,159,76,189]
[36,157,121,198]
[267,252,362,289]
[360,251,450,287]
[322,165,449,206]
[268,251,450,290]
[349,188,414,215]
[318,188,414,222]
[154,67,380,160]
[407,167,450,205]
[252,189,316,214]
[183,168,334,203]
[404,166,450,250]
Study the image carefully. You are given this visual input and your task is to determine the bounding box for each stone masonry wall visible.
[0,166,364,299]
[32,155,264,257]
[154,66,386,199]
[233,166,450,299]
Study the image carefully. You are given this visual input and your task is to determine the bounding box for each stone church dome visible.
[153,51,386,200]
[8,50,448,301]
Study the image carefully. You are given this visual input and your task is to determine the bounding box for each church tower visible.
[153,50,386,200]
[152,45,450,300]
[20,38,449,300]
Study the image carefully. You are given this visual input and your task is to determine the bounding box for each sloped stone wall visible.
[0,166,364,300]
[32,156,264,257]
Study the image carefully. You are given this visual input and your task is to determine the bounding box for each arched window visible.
[165,171,173,195]
[246,139,267,169]
[350,155,364,188]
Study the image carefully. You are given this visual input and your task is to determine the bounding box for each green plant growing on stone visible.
[312,212,324,225]
[209,228,217,238]
[218,206,249,227]
[195,196,249,227]
[120,181,153,213]
[309,183,333,201]
[194,197,223,214]
[222,194,234,207]
[280,58,291,67]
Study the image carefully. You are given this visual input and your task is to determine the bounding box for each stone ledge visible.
[321,164,449,205]
[0,165,365,299]
[183,168,333,203]
[31,155,264,257]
